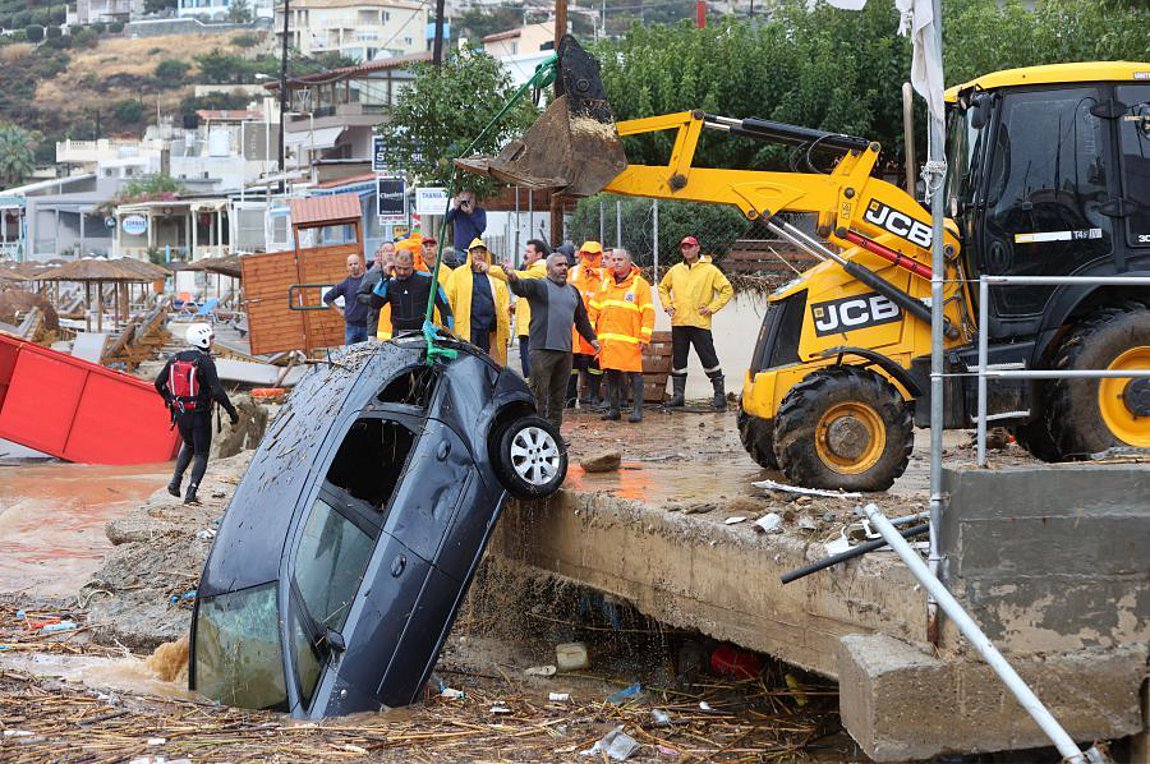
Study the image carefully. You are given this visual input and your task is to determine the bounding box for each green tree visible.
[375,49,539,195]
[227,0,254,24]
[195,49,245,83]
[0,124,39,188]
[155,59,190,88]
[25,24,44,42]
[112,99,145,127]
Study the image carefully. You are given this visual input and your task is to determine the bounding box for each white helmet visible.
[186,323,214,350]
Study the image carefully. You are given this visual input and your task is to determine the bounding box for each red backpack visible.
[168,356,201,411]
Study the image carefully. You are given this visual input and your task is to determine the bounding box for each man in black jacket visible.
[154,323,239,505]
[503,253,598,431]
[367,249,454,335]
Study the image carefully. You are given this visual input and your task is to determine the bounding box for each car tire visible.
[493,416,568,499]
[737,400,778,470]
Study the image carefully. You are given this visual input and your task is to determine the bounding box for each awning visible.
[284,126,346,150]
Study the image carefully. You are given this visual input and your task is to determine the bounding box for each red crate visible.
[0,334,179,464]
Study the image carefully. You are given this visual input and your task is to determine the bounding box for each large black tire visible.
[737,400,778,470]
[1045,302,1150,458]
[772,367,913,492]
[1010,414,1062,463]
[492,416,568,499]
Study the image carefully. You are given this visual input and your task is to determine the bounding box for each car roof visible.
[199,339,432,596]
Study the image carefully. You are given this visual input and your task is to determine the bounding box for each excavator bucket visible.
[455,35,628,198]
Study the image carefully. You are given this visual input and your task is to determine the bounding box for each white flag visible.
[896,0,945,122]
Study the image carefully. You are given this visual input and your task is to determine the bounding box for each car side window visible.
[325,418,417,512]
[292,497,375,634]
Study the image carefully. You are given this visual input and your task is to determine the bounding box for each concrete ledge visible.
[492,489,925,678]
[838,634,1148,762]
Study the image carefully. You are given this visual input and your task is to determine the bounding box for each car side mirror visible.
[323,628,347,654]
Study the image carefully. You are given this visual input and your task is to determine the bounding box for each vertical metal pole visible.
[432,0,446,65]
[514,186,521,268]
[926,0,947,647]
[615,198,622,248]
[977,276,989,466]
[599,200,605,243]
[278,0,290,194]
[528,189,534,242]
[652,198,659,280]
[549,0,568,250]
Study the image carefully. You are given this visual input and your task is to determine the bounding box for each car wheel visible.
[494,416,568,499]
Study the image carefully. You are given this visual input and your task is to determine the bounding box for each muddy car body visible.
[189,335,565,717]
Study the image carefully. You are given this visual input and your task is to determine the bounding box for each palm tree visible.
[0,125,38,189]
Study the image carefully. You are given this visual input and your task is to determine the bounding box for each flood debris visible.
[582,726,641,760]
[752,479,863,499]
[556,642,590,671]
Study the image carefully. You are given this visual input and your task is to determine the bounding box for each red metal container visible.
[0,334,180,464]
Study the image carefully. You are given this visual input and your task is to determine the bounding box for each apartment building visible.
[177,0,275,21]
[275,0,430,62]
[72,0,144,24]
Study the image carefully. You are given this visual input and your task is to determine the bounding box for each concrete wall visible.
[939,464,1150,655]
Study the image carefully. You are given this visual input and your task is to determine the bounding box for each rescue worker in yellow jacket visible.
[589,248,654,423]
[568,240,607,407]
[658,235,734,410]
[489,238,549,379]
[445,238,511,365]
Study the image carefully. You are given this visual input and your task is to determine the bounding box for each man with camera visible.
[445,190,486,265]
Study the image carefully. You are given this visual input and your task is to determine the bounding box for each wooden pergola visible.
[37,258,171,332]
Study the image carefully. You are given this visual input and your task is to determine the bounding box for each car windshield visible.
[194,583,287,711]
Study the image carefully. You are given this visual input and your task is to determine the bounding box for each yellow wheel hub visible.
[815,402,885,475]
[1098,346,1150,447]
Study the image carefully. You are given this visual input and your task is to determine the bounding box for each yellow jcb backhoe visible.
[460,36,1150,491]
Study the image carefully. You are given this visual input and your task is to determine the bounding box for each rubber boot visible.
[185,454,208,504]
[168,444,192,497]
[628,374,644,423]
[600,374,620,421]
[666,374,686,407]
[587,371,603,409]
[709,373,726,411]
[184,484,201,505]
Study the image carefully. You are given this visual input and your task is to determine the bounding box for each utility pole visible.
[278,0,290,194]
[549,0,568,249]
[432,0,446,65]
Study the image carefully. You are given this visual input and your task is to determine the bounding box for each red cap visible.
[679,236,699,247]
[423,236,437,245]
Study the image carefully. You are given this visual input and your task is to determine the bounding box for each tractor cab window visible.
[983,86,1113,317]
[944,98,987,213]
[1117,85,1150,249]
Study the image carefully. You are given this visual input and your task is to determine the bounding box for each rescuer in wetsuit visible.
[154,323,239,505]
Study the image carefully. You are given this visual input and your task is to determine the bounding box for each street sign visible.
[372,135,387,173]
[415,187,448,217]
[376,176,407,223]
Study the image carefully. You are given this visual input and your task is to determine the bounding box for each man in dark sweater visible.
[503,253,599,430]
[368,249,454,335]
[324,254,371,345]
[154,323,239,505]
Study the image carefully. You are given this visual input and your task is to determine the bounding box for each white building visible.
[276,0,430,62]
[177,0,275,22]
[71,0,145,25]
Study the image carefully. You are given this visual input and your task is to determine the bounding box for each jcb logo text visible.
[811,293,902,337]
[863,201,933,249]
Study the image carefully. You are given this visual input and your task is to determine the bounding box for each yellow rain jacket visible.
[570,252,606,355]
[589,266,655,373]
[445,255,511,365]
[490,259,547,337]
[657,255,733,330]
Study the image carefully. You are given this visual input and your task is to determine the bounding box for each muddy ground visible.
[0,388,1040,763]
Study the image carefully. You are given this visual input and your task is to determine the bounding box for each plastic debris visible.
[605,682,642,705]
[754,513,783,534]
[195,528,217,540]
[440,687,465,699]
[581,726,640,761]
[556,642,589,671]
[168,590,197,606]
[525,664,557,677]
[724,516,746,525]
[490,703,512,714]
[698,701,714,712]
[147,737,167,745]
[3,730,33,737]
[785,673,809,707]
[548,692,571,702]
[753,479,862,499]
[41,620,78,634]
[650,709,672,726]
[657,744,681,758]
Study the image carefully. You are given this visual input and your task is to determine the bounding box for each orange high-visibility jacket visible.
[589,266,654,373]
[569,253,605,356]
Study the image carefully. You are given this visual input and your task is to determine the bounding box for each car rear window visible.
[193,583,287,712]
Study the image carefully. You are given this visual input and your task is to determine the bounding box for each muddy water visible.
[1,651,198,700]
[0,461,171,598]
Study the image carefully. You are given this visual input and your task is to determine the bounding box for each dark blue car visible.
[189,335,566,717]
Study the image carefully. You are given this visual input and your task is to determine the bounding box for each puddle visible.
[0,461,171,598]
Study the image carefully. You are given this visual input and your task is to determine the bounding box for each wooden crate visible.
[641,330,673,403]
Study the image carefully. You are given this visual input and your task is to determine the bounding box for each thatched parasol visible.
[36,257,171,332]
